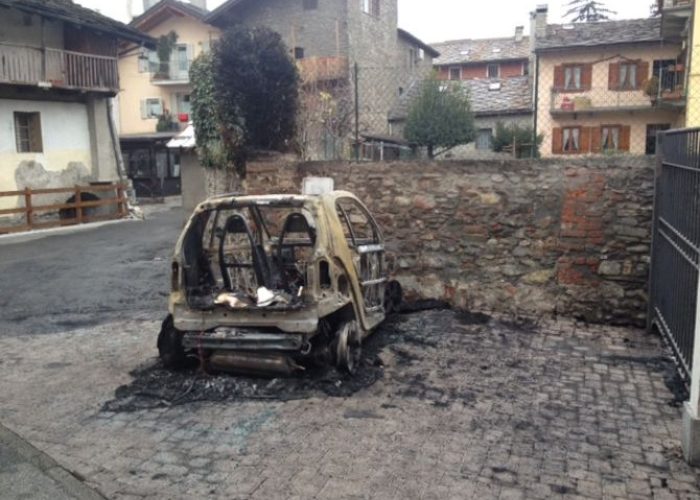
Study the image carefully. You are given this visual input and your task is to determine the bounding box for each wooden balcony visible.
[0,42,119,93]
[297,56,349,83]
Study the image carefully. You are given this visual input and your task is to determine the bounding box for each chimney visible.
[190,0,207,10]
[533,4,548,40]
[515,26,524,43]
[143,0,159,11]
[530,4,548,56]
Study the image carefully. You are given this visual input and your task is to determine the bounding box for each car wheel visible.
[335,320,361,375]
[384,280,403,314]
[157,315,186,370]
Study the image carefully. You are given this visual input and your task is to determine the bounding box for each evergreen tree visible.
[404,79,475,158]
[190,26,299,176]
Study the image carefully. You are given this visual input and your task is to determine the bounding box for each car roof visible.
[195,191,359,212]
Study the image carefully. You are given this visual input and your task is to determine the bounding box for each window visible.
[176,45,189,73]
[14,112,42,153]
[361,0,380,16]
[476,129,493,150]
[564,65,583,90]
[142,98,163,119]
[138,50,159,73]
[294,47,305,59]
[303,0,318,9]
[449,67,461,81]
[653,59,678,91]
[646,124,671,155]
[124,148,151,179]
[175,93,191,115]
[563,127,580,153]
[336,198,379,246]
[601,125,621,151]
[619,62,638,90]
[487,63,500,79]
[169,150,181,178]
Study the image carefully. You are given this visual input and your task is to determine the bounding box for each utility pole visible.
[354,62,359,161]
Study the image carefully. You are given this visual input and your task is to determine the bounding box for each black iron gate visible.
[649,128,700,380]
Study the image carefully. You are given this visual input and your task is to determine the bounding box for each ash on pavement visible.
[103,308,498,411]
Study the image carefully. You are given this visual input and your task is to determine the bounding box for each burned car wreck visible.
[158,191,402,375]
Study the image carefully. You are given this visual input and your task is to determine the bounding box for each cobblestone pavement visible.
[1,309,699,499]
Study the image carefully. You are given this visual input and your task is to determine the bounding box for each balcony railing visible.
[661,0,693,11]
[551,71,685,114]
[150,60,192,84]
[297,56,349,83]
[0,42,119,92]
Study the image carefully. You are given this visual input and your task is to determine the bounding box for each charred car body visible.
[159,191,402,375]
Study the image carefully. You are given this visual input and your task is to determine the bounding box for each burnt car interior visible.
[179,202,317,310]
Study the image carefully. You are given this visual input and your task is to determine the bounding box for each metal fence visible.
[649,128,700,380]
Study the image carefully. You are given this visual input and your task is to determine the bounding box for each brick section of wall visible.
[244,157,655,326]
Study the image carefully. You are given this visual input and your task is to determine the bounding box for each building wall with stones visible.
[244,156,655,326]
[216,0,349,59]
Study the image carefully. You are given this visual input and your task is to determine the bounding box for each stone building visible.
[206,0,437,157]
[389,26,533,157]
[0,0,152,213]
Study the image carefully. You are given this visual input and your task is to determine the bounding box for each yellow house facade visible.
[534,17,686,157]
[684,1,700,126]
[117,0,219,197]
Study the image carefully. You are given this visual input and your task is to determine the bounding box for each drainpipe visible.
[532,52,539,158]
[107,98,128,185]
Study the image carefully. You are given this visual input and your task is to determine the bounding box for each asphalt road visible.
[0,208,184,336]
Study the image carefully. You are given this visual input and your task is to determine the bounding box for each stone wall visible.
[244,156,655,326]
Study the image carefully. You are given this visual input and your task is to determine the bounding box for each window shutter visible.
[552,128,563,154]
[30,115,43,152]
[620,125,631,151]
[608,63,619,90]
[140,99,147,119]
[580,127,591,153]
[590,126,601,153]
[554,65,565,90]
[582,64,593,91]
[637,61,650,88]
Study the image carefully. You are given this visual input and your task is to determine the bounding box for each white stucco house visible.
[0,0,153,215]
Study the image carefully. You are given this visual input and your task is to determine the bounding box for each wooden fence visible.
[0,184,128,235]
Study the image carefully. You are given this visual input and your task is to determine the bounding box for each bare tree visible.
[564,0,616,22]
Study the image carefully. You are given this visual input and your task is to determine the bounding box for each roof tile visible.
[536,18,663,51]
[433,37,530,65]
[0,0,152,45]
[390,76,532,121]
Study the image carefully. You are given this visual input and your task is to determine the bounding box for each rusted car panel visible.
[159,191,401,375]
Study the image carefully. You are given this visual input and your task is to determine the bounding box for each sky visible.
[76,0,654,44]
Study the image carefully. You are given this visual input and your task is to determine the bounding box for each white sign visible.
[302,177,334,195]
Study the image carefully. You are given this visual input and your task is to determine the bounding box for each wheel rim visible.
[336,321,361,374]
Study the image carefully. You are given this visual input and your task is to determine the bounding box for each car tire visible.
[157,315,186,370]
[384,280,403,314]
[335,320,361,375]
